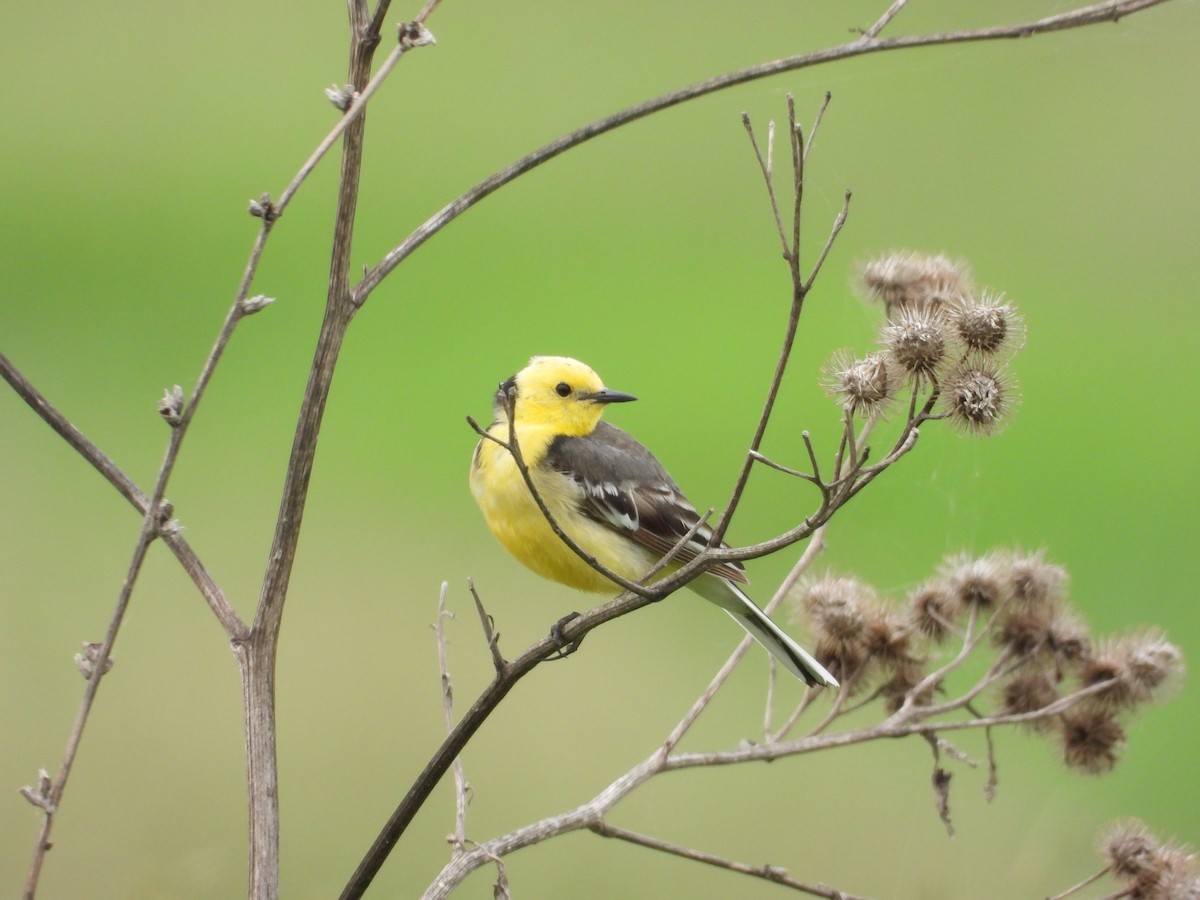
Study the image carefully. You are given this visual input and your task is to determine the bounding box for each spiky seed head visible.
[1102,820,1162,880]
[882,306,951,383]
[862,608,912,665]
[1083,630,1185,709]
[1060,707,1125,774]
[823,350,897,416]
[999,671,1059,730]
[947,292,1025,356]
[881,659,930,712]
[1048,612,1092,668]
[794,575,874,681]
[994,605,1057,656]
[1100,820,1200,898]
[1006,550,1068,611]
[940,362,1016,436]
[859,251,969,318]
[940,552,1010,609]
[906,582,963,643]
[1146,849,1200,899]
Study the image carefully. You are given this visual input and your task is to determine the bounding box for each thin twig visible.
[742,112,790,257]
[467,578,506,672]
[802,91,833,163]
[435,583,469,855]
[23,518,157,898]
[1046,865,1113,900]
[803,190,852,292]
[367,0,394,41]
[859,0,912,40]
[788,94,804,272]
[591,822,875,900]
[749,449,819,482]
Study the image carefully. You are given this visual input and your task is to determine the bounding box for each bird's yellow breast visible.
[470,425,653,594]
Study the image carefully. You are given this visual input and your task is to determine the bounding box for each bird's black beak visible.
[587,388,637,405]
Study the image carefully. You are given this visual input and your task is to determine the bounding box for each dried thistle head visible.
[1006,550,1068,611]
[906,581,963,644]
[882,305,951,384]
[939,362,1016,436]
[946,291,1025,357]
[994,603,1058,657]
[1147,856,1200,900]
[939,552,1010,610]
[823,350,898,417]
[862,607,913,667]
[1081,630,1185,709]
[859,251,969,318]
[1060,707,1125,774]
[793,575,874,682]
[1103,819,1163,880]
[1100,820,1200,899]
[881,658,931,713]
[1145,848,1200,899]
[1047,611,1092,670]
[999,670,1060,731]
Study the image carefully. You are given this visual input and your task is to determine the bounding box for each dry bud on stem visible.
[157,385,184,426]
[74,642,114,680]
[325,84,358,111]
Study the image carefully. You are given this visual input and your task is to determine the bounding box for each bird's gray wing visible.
[543,422,748,584]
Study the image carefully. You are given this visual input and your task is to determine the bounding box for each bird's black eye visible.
[554,382,571,398]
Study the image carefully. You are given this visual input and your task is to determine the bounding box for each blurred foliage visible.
[1,0,1197,897]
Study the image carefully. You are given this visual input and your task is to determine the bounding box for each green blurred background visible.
[2,1,1197,896]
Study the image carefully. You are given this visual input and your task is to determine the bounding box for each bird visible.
[469,355,838,688]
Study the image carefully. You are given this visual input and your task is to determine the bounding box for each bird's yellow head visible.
[496,356,636,437]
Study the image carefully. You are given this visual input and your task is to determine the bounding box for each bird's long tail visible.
[693,578,839,688]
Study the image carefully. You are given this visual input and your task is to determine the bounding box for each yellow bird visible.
[469,356,837,687]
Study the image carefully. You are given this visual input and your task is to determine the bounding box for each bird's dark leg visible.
[547,611,583,660]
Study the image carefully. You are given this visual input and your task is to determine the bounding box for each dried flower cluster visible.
[1097,820,1200,899]
[792,549,1184,772]
[826,251,1024,435]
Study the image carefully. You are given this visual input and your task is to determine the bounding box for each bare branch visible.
[1046,866,1114,900]
[859,0,912,40]
[24,518,157,896]
[803,190,852,292]
[353,0,1174,306]
[435,583,469,855]
[802,91,833,163]
[742,112,790,257]
[591,822,875,900]
[467,578,506,672]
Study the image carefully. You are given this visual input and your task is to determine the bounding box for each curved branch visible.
[351,0,1173,306]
